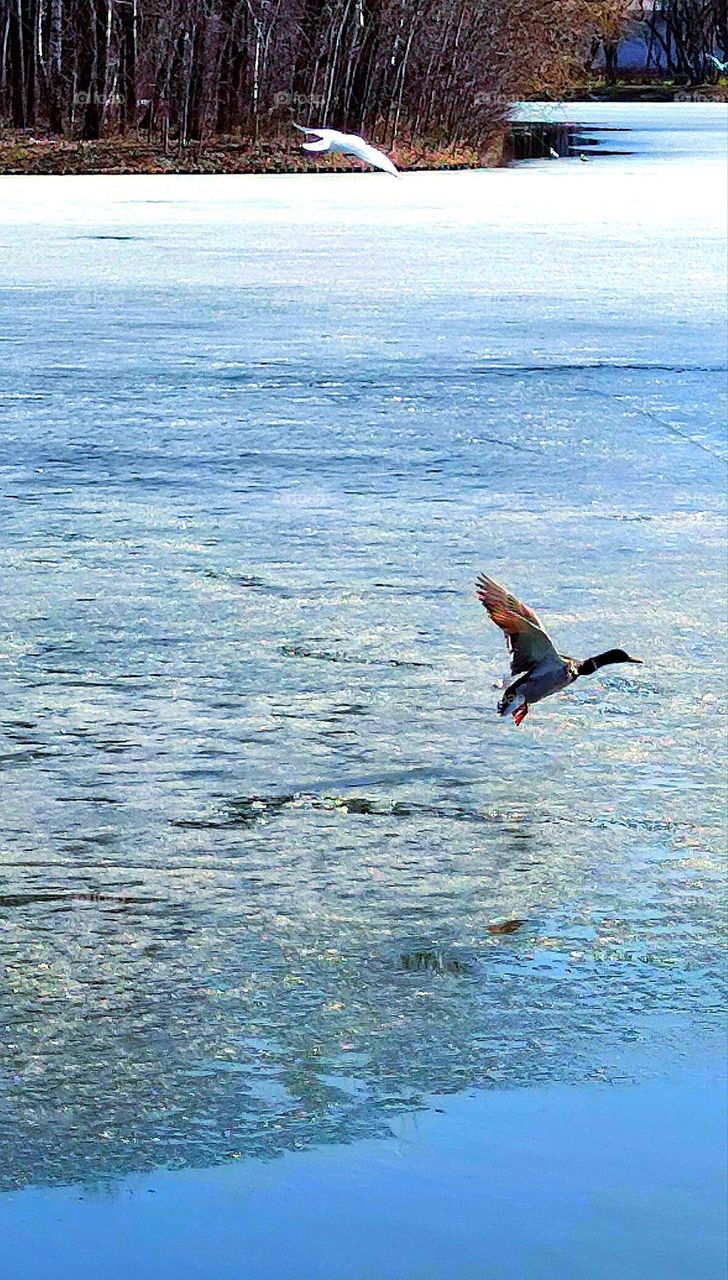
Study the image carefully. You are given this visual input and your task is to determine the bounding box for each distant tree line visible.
[641,1,726,82]
[0,0,631,147]
[597,1,726,83]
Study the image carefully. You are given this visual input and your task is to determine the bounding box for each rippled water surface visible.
[0,104,726,1192]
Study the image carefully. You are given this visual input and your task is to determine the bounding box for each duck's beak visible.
[627,656,643,664]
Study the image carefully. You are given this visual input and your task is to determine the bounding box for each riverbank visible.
[554,81,727,103]
[2,84,724,175]
[0,132,495,176]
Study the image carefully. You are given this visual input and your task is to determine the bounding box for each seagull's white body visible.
[294,125,400,177]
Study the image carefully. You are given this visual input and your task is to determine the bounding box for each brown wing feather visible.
[475,573,557,675]
[476,573,544,631]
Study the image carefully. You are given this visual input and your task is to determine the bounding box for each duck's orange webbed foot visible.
[513,703,529,726]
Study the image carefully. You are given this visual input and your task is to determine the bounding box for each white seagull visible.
[294,124,400,177]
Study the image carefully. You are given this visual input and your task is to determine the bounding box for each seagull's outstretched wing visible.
[343,135,400,178]
[302,136,333,153]
[294,124,333,152]
[476,573,559,675]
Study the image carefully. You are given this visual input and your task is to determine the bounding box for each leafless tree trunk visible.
[8,0,27,125]
[47,0,63,131]
[118,0,136,132]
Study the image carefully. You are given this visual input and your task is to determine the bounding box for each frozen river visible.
[0,103,726,1276]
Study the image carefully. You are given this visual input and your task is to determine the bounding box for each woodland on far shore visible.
[0,0,725,174]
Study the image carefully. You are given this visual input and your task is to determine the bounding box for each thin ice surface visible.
[0,104,726,1190]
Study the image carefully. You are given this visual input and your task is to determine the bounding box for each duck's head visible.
[608,649,642,665]
[578,649,643,675]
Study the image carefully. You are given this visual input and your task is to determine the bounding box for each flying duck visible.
[476,573,642,725]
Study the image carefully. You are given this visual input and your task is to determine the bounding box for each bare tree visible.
[641,1,723,81]
[47,0,64,132]
[118,0,137,131]
[6,0,28,125]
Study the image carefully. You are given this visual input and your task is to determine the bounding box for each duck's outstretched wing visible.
[476,573,559,675]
